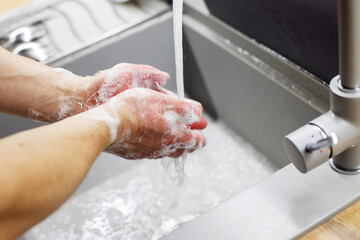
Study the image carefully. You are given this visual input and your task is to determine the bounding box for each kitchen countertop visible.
[162,163,360,240]
[0,0,34,14]
[301,200,360,239]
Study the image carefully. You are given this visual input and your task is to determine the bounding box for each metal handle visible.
[283,124,331,173]
[305,137,334,153]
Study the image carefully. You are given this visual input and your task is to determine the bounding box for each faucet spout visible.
[339,0,360,89]
[283,0,360,175]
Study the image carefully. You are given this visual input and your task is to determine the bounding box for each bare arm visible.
[0,46,170,122]
[0,114,110,239]
[0,46,71,119]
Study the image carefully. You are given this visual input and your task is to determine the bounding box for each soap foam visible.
[96,64,129,105]
[53,68,76,86]
[27,68,85,122]
[96,64,170,106]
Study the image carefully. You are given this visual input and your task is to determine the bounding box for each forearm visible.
[0,48,172,123]
[0,47,94,121]
[0,47,58,117]
[0,114,110,239]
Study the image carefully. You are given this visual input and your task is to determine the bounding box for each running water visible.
[173,0,185,100]
[171,0,187,185]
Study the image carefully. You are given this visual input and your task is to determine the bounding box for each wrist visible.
[78,103,124,148]
[52,69,90,121]
[70,112,114,151]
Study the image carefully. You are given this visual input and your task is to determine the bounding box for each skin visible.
[102,88,206,159]
[0,47,207,239]
[0,47,172,122]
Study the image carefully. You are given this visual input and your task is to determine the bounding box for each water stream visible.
[173,0,184,100]
[170,0,187,186]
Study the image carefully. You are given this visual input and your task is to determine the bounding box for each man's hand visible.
[0,47,171,123]
[34,63,171,122]
[83,88,207,159]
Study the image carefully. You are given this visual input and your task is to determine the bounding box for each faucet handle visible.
[305,136,334,153]
[283,124,332,173]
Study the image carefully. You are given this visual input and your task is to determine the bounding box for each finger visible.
[95,67,132,104]
[167,131,205,157]
[174,99,203,116]
[172,129,206,150]
[157,88,179,99]
[157,92,206,129]
[190,117,207,130]
[99,64,170,99]
[132,65,170,89]
[169,149,186,158]
[189,131,206,149]
[165,99,203,125]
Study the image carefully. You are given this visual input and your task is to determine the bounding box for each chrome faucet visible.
[283,0,360,175]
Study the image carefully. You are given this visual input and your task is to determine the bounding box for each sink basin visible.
[1,1,360,240]
[14,10,279,238]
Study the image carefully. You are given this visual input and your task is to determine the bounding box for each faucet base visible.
[328,158,360,175]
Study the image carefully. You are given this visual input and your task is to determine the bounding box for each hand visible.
[82,63,171,107]
[30,64,170,122]
[83,88,207,159]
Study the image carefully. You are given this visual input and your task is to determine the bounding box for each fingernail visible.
[190,117,207,130]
